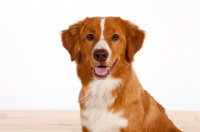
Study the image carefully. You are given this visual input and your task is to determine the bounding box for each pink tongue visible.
[94,67,110,76]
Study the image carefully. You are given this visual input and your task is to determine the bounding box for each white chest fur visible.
[81,78,128,132]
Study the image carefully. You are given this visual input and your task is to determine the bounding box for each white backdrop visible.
[0,0,200,110]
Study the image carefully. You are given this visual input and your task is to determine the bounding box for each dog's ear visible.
[61,21,83,61]
[124,20,145,62]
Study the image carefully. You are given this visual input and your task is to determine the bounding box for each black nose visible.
[93,49,108,62]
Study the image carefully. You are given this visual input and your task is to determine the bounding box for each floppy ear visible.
[61,21,83,61]
[124,20,145,62]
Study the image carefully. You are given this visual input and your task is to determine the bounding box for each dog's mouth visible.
[93,60,118,78]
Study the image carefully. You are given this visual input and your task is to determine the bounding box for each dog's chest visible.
[81,78,128,132]
[82,108,127,132]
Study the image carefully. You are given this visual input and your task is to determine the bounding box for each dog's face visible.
[62,17,145,79]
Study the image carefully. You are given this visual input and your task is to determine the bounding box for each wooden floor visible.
[0,110,200,132]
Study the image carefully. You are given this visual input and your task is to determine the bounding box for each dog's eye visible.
[111,34,119,41]
[87,34,94,41]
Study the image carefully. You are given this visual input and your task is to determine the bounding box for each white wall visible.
[0,0,200,110]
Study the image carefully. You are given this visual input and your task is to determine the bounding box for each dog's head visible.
[61,17,145,79]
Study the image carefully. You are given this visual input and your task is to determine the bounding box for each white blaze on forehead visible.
[93,18,111,59]
[100,18,105,39]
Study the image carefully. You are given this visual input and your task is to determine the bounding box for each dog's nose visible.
[93,49,108,62]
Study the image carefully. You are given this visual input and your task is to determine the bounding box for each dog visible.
[61,17,181,132]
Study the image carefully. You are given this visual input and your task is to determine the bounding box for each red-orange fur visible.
[61,17,181,132]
